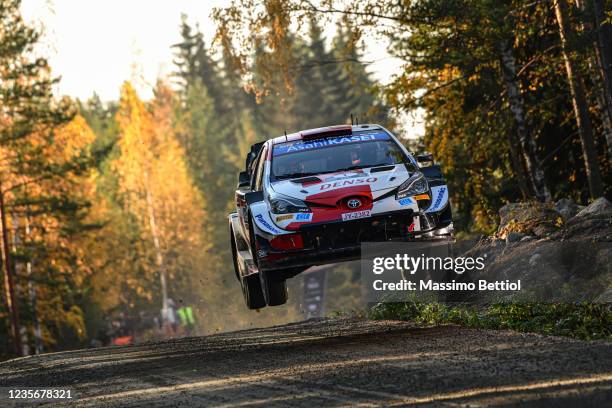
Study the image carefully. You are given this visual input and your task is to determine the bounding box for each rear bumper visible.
[257,207,452,272]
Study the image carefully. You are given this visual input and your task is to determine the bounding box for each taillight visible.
[269,233,304,250]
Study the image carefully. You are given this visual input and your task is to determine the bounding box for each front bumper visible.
[257,208,452,272]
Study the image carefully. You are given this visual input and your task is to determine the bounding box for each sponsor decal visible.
[295,213,313,222]
[414,193,430,201]
[320,177,377,190]
[273,132,390,156]
[428,187,447,212]
[325,171,363,182]
[341,210,371,221]
[255,213,281,234]
[275,214,294,222]
[398,197,414,206]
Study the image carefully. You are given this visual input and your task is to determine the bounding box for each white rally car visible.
[228,124,453,308]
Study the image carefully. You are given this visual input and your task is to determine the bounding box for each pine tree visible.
[0,0,93,355]
[291,20,330,129]
[173,17,228,115]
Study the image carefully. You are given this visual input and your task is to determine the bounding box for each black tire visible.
[438,204,453,226]
[259,270,288,306]
[247,213,287,306]
[242,273,266,310]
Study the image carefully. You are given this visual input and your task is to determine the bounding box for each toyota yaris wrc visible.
[228,124,453,308]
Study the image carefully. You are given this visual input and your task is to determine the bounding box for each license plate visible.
[341,210,371,221]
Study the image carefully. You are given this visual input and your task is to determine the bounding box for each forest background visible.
[0,0,610,356]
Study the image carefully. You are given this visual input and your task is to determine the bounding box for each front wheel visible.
[259,270,288,306]
[241,273,266,310]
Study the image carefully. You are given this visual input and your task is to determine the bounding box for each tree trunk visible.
[594,86,612,164]
[144,173,168,326]
[11,216,30,356]
[505,130,532,200]
[555,0,604,198]
[0,185,22,356]
[592,0,612,162]
[24,214,42,354]
[498,38,551,202]
[576,0,612,165]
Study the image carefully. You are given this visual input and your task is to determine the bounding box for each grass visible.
[367,301,611,340]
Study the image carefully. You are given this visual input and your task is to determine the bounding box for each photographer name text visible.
[373,279,521,291]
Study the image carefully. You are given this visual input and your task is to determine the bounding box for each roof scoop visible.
[300,125,352,141]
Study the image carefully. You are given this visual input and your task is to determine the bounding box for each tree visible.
[573,0,612,168]
[498,36,549,201]
[330,19,392,127]
[0,0,83,355]
[589,0,612,163]
[113,82,212,329]
[554,0,604,198]
[174,16,228,114]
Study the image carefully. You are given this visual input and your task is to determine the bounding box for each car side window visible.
[253,146,267,191]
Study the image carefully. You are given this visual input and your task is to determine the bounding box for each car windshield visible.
[271,131,412,180]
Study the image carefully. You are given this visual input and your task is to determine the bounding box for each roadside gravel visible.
[1,317,610,407]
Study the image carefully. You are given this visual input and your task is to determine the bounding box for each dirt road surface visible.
[1,318,611,407]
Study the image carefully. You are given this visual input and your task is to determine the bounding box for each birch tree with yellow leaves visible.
[113,81,213,327]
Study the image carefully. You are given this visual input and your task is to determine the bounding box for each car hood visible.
[269,165,411,204]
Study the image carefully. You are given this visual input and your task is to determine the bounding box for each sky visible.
[20,0,423,136]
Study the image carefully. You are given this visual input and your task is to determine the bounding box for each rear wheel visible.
[259,270,288,306]
[241,273,266,310]
[248,213,288,306]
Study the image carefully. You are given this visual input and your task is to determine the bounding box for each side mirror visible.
[238,171,250,188]
[246,142,264,172]
[416,153,434,168]
[245,153,255,175]
[245,191,264,205]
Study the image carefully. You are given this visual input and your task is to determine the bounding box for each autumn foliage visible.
[1,0,611,356]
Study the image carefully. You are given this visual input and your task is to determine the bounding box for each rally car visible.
[228,124,453,309]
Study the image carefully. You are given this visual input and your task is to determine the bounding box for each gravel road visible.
[1,318,611,407]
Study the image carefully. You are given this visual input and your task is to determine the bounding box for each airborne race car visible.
[228,124,453,309]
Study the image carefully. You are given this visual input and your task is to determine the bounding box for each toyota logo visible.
[347,198,362,209]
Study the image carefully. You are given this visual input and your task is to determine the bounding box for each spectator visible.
[161,298,179,336]
[178,305,196,335]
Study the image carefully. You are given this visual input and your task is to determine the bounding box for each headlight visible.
[269,196,310,214]
[396,172,428,199]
